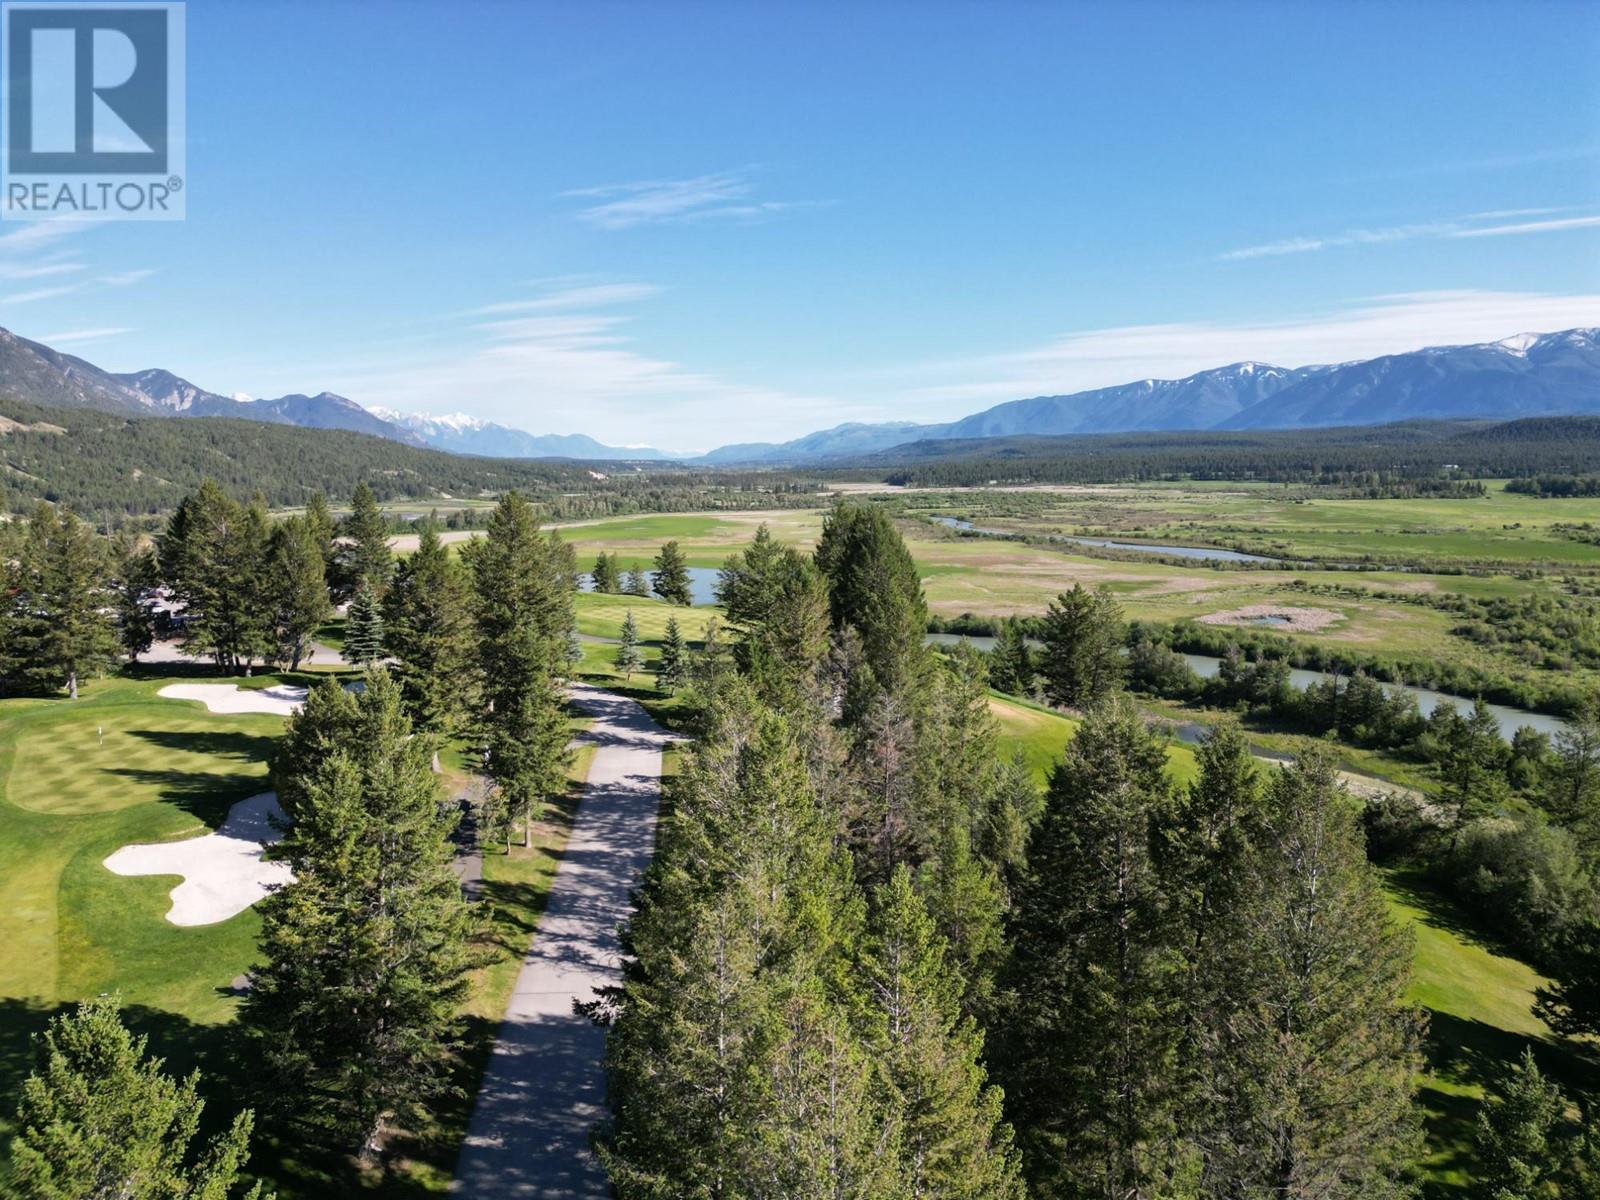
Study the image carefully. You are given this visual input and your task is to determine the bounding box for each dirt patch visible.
[1198,604,1344,632]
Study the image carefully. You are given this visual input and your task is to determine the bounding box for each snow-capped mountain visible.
[370,409,670,460]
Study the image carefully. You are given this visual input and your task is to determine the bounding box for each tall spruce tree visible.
[303,491,338,595]
[862,866,1025,1199]
[989,617,1034,697]
[1471,1049,1566,1200]
[815,502,930,697]
[1038,583,1124,710]
[8,504,119,698]
[651,540,693,606]
[113,537,161,664]
[10,996,265,1199]
[159,480,272,673]
[266,515,331,670]
[599,688,897,1197]
[624,565,651,597]
[716,531,830,710]
[1193,748,1425,1199]
[616,610,643,679]
[1546,698,1600,856]
[243,671,474,1160]
[657,616,687,693]
[382,521,474,741]
[341,580,385,668]
[340,482,392,596]
[464,491,572,848]
[999,696,1183,1199]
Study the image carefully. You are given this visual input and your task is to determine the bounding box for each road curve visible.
[452,683,672,1198]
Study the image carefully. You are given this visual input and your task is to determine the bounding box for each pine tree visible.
[999,696,1182,1199]
[657,616,687,693]
[1472,1049,1565,1200]
[989,617,1034,697]
[815,502,930,696]
[341,579,385,667]
[624,565,651,597]
[600,690,895,1198]
[340,481,392,596]
[303,490,338,596]
[1546,697,1600,856]
[651,540,693,606]
[243,671,474,1160]
[590,551,617,594]
[113,537,160,663]
[10,996,265,1199]
[1194,748,1425,1199]
[8,503,119,698]
[382,521,474,740]
[1038,583,1124,710]
[267,516,331,670]
[159,481,272,673]
[616,610,644,679]
[862,867,1025,1198]
[463,491,572,848]
[1536,919,1600,1039]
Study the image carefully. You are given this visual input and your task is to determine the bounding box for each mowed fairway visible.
[0,674,285,1161]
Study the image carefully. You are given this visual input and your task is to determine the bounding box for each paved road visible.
[452,683,672,1198]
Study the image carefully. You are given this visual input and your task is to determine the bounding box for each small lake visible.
[930,516,1279,565]
[580,565,721,606]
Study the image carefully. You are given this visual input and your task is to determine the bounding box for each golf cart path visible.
[452,682,673,1198]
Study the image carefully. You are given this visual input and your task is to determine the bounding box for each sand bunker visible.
[1198,605,1343,632]
[103,791,292,926]
[157,683,308,716]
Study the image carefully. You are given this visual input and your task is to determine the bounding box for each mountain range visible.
[2,324,1597,465]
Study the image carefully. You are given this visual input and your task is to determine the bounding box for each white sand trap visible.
[104,791,293,926]
[157,682,308,716]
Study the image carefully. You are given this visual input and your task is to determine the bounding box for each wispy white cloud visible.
[562,170,822,230]
[4,284,80,304]
[884,289,1600,409]
[0,260,85,281]
[461,282,661,317]
[318,280,835,450]
[99,268,157,287]
[1220,207,1595,260]
[37,327,131,345]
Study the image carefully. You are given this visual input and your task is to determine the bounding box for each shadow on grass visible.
[1382,869,1512,955]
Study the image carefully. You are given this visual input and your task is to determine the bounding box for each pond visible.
[929,516,1280,565]
[579,565,722,606]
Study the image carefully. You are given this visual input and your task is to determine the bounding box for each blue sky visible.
[4,0,1599,451]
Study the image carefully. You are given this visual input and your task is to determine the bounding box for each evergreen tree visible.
[1536,919,1600,1039]
[989,617,1034,697]
[590,551,617,594]
[717,530,831,710]
[651,540,693,606]
[113,537,160,663]
[1471,1049,1565,1200]
[1038,583,1124,710]
[1194,748,1425,1199]
[1546,698,1600,855]
[266,516,331,670]
[10,996,265,1199]
[600,689,896,1198]
[815,502,930,696]
[616,610,644,679]
[243,671,474,1160]
[862,867,1025,1199]
[563,628,585,677]
[340,481,392,596]
[624,565,651,597]
[999,696,1182,1199]
[340,579,385,668]
[657,616,687,693]
[382,521,474,740]
[463,491,572,848]
[303,491,338,596]
[7,503,119,698]
[159,481,272,673]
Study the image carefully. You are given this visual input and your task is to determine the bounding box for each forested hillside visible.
[0,395,822,522]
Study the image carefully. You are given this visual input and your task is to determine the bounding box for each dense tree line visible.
[868,416,1600,489]
[598,500,1440,1199]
